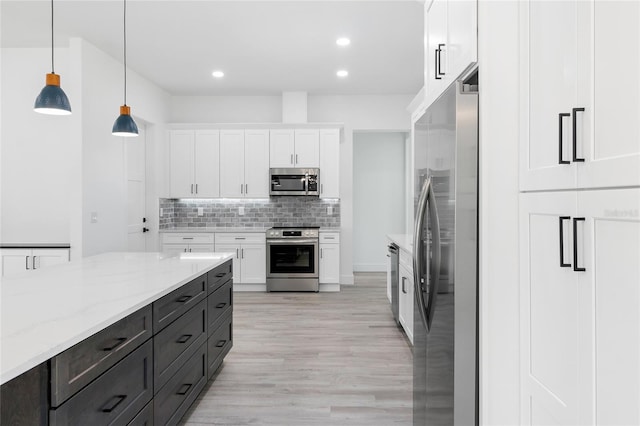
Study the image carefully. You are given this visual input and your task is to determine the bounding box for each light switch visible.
[327,206,333,216]
[160,208,164,217]
[197,207,204,216]
[239,206,245,216]
[90,212,98,223]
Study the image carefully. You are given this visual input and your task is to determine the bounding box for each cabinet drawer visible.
[128,401,153,426]
[154,299,207,392]
[208,279,232,334]
[319,232,340,243]
[50,305,153,407]
[154,342,207,426]
[49,340,153,426]
[207,260,233,294]
[153,274,207,333]
[207,311,233,379]
[215,233,265,244]
[162,233,214,245]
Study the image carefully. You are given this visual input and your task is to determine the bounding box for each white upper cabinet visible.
[424,0,477,103]
[319,129,340,198]
[520,0,640,191]
[220,130,270,198]
[169,130,220,198]
[269,129,320,168]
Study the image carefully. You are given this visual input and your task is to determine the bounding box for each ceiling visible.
[1,0,424,96]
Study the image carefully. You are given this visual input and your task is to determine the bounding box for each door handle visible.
[437,43,445,77]
[320,248,323,258]
[101,395,127,413]
[559,216,571,267]
[176,384,192,396]
[25,256,30,270]
[241,248,244,259]
[401,276,407,294]
[558,113,571,164]
[32,256,37,270]
[240,184,244,194]
[573,217,586,272]
[195,183,198,194]
[245,183,248,194]
[191,184,194,194]
[572,108,585,162]
[434,48,441,80]
[291,154,294,165]
[296,154,299,164]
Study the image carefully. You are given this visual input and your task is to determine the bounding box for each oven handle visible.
[267,239,318,245]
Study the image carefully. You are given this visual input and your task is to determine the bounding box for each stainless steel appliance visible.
[270,168,319,196]
[388,243,400,325]
[266,227,319,291]
[413,67,479,426]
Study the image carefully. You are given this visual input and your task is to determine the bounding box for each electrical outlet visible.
[160,208,164,217]
[327,206,333,216]
[90,212,98,223]
[239,206,245,216]
[197,207,204,216]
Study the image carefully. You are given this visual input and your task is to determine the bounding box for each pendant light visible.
[34,0,72,115]
[112,0,138,137]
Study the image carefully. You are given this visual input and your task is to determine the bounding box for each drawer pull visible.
[216,302,227,309]
[215,273,226,278]
[176,383,192,396]
[101,394,127,413]
[176,334,193,344]
[216,340,226,348]
[182,237,194,240]
[102,337,127,352]
[176,295,192,303]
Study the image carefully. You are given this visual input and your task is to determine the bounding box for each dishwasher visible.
[387,243,400,325]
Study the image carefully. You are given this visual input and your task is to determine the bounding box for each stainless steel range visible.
[266,227,319,292]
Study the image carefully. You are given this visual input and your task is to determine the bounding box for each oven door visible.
[266,239,319,278]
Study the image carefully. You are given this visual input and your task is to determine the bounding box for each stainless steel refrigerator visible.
[412,67,478,426]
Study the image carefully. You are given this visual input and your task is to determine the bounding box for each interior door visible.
[127,123,147,252]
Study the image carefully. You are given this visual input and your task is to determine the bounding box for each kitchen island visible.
[1,251,234,425]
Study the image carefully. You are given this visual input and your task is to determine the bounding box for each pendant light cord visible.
[123,0,127,105]
[50,0,55,73]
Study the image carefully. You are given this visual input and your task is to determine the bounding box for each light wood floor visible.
[181,272,413,426]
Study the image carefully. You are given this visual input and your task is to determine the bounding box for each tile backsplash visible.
[159,197,340,229]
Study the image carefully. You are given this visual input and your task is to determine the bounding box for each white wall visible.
[353,132,406,271]
[171,96,281,123]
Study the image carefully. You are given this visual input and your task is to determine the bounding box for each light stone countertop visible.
[0,251,233,385]
[387,234,414,255]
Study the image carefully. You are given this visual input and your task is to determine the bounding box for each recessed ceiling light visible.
[212,70,224,78]
[336,37,351,47]
[336,70,349,78]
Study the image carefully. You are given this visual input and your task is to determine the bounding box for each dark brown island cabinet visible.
[0,259,233,426]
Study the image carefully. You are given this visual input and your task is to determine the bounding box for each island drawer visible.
[49,340,153,426]
[50,305,153,407]
[154,299,207,392]
[207,279,232,334]
[153,273,207,333]
[207,260,232,294]
[128,401,153,426]
[154,342,207,426]
[207,311,232,379]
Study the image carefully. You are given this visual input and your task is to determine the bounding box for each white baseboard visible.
[340,273,354,285]
[353,263,386,272]
[319,284,340,292]
[233,283,340,292]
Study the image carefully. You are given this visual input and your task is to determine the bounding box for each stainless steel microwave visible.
[270,168,319,196]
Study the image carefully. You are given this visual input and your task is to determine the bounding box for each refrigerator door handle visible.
[413,177,441,332]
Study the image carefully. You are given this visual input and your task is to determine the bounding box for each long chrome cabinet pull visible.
[572,107,586,162]
[558,113,571,164]
[25,256,30,270]
[32,256,37,270]
[559,216,571,267]
[195,183,198,194]
[290,154,294,165]
[573,217,586,272]
[191,184,194,194]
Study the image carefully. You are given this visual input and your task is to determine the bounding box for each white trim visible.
[319,284,340,292]
[340,273,355,285]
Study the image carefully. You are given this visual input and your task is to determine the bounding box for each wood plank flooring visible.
[181,272,413,426]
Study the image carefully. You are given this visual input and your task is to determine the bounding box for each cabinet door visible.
[187,244,215,253]
[398,264,414,344]
[580,2,640,188]
[169,131,195,198]
[194,130,220,198]
[219,130,245,198]
[319,129,340,199]
[244,130,270,198]
[215,243,240,283]
[0,249,31,277]
[239,244,266,284]
[520,191,590,426]
[579,188,640,426]
[319,243,340,284]
[32,249,68,270]
[519,1,588,191]
[294,129,319,168]
[269,129,295,168]
[425,0,448,100]
[447,0,476,80]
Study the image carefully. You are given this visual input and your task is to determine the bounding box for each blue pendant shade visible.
[34,73,72,115]
[112,105,139,137]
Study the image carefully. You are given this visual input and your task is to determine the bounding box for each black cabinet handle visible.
[176,334,193,344]
[216,340,226,348]
[101,395,127,413]
[176,295,192,303]
[434,48,441,80]
[401,276,407,294]
[176,383,192,396]
[216,302,227,309]
[558,113,571,164]
[573,218,586,272]
[559,216,572,267]
[103,337,127,351]
[572,107,585,162]
[215,273,225,278]
[437,43,445,77]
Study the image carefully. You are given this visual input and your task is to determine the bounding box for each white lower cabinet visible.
[319,232,340,284]
[0,248,69,278]
[215,233,266,285]
[398,249,414,344]
[161,234,214,254]
[520,188,640,426]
